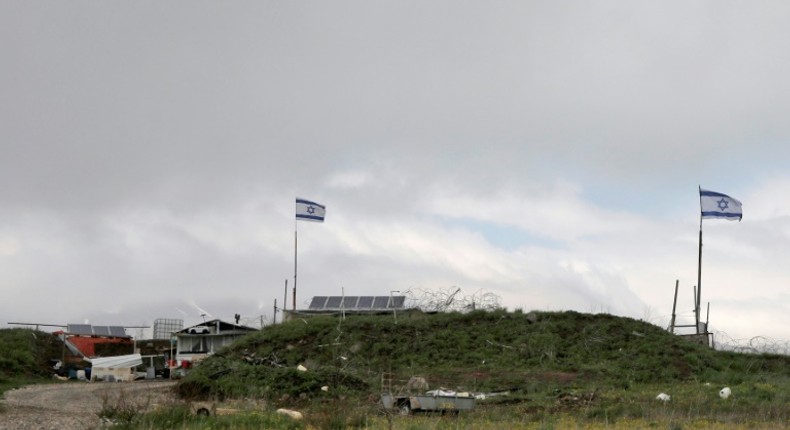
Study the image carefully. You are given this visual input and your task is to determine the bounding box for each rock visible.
[276,408,303,420]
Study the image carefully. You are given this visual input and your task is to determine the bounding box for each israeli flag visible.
[296,198,326,222]
[700,189,742,221]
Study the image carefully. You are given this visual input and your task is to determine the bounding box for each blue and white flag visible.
[296,198,326,222]
[700,189,742,221]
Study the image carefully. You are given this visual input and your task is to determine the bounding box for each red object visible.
[66,336,133,357]
[181,360,191,369]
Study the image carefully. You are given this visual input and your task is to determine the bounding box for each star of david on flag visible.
[296,198,326,222]
[700,189,742,221]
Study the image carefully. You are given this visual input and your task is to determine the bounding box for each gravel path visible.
[0,380,177,430]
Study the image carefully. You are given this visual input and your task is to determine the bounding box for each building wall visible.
[176,334,246,357]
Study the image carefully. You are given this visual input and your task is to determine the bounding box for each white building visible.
[175,319,258,365]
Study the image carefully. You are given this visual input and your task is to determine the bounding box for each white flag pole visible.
[696,185,703,334]
[294,216,298,312]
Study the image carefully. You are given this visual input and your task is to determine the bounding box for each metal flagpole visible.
[294,222,298,312]
[696,186,703,334]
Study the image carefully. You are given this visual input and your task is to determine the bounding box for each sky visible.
[2,2,790,348]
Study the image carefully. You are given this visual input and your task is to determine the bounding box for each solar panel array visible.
[307,296,406,311]
[66,324,129,338]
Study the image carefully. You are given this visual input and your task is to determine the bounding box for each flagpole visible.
[294,219,298,312]
[696,186,703,334]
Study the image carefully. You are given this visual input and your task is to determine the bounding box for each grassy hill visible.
[4,312,790,428]
[164,310,790,428]
[176,309,790,401]
[0,328,62,392]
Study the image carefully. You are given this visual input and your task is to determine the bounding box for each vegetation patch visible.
[0,328,63,395]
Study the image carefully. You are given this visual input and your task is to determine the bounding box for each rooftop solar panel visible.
[357,296,374,309]
[68,324,93,335]
[93,326,110,336]
[109,326,128,337]
[309,296,328,310]
[325,296,343,309]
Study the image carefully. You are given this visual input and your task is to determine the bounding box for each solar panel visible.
[93,326,111,336]
[325,296,343,309]
[342,296,358,308]
[68,324,93,335]
[109,326,128,337]
[306,295,408,311]
[372,296,389,309]
[309,296,328,310]
[357,296,374,309]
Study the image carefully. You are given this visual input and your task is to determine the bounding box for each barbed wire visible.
[400,286,502,313]
[712,331,790,355]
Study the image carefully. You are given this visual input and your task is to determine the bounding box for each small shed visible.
[175,319,257,365]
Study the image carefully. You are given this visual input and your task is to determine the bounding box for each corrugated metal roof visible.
[88,353,142,369]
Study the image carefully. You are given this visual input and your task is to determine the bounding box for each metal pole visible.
[283,279,288,323]
[294,229,297,311]
[696,228,702,334]
[696,186,703,335]
[670,280,679,333]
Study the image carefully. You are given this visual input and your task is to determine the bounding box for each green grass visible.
[176,310,790,402]
[0,328,63,395]
[5,311,790,428]
[163,310,790,428]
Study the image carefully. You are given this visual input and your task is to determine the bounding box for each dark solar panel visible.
[109,326,128,337]
[68,324,93,335]
[93,326,110,336]
[309,296,328,310]
[342,296,358,308]
[390,296,406,309]
[325,296,343,309]
[372,296,389,309]
[357,296,374,309]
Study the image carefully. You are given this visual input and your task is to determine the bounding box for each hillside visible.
[0,328,62,390]
[176,310,790,401]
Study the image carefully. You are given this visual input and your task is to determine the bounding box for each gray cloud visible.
[2,2,790,343]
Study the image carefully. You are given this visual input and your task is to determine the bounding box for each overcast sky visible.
[3,2,790,347]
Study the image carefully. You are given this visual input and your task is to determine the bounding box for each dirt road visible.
[0,380,177,430]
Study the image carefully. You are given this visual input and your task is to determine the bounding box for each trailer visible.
[381,392,475,415]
